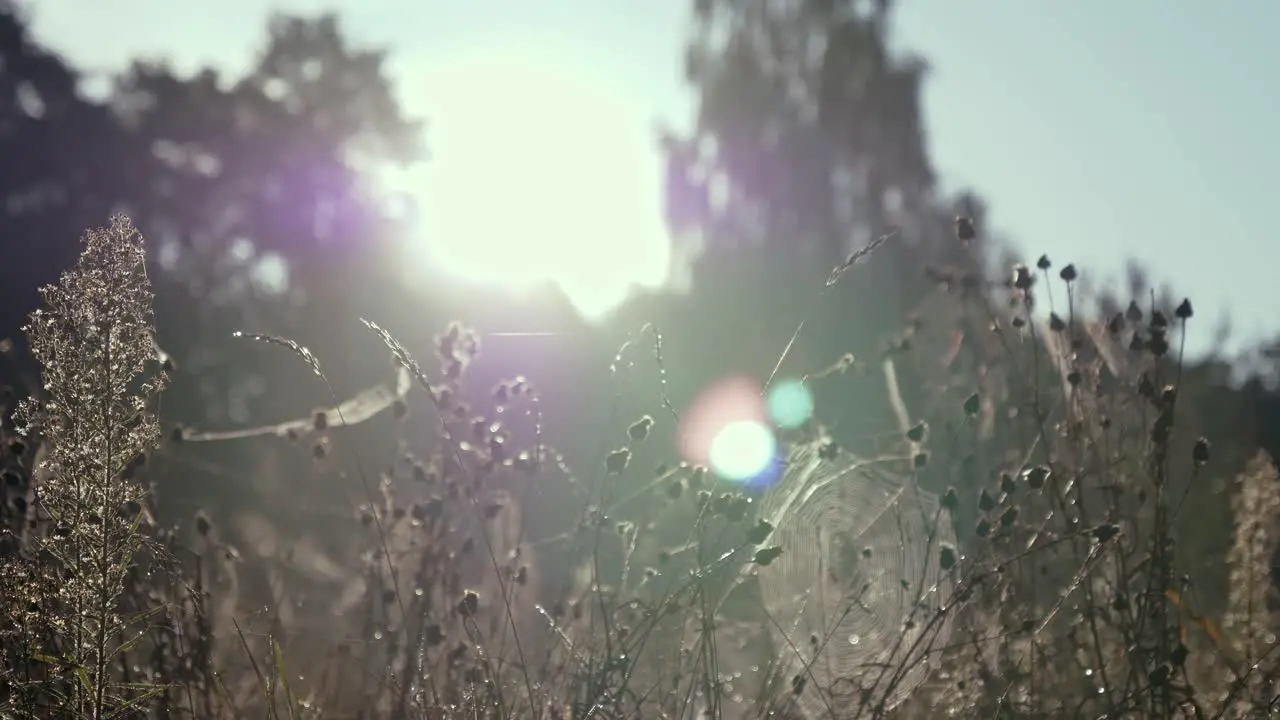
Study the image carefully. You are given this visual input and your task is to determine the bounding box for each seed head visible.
[1024,466,1050,490]
[906,421,927,442]
[689,465,706,488]
[941,487,959,511]
[456,590,480,617]
[1125,300,1144,323]
[605,448,631,475]
[1000,506,1019,528]
[1091,523,1121,543]
[665,479,684,500]
[1011,264,1034,291]
[978,489,996,512]
[1192,437,1210,465]
[939,545,957,571]
[628,415,654,442]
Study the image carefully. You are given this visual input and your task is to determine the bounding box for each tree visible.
[668,0,933,259]
[0,3,128,340]
[0,9,428,554]
[660,0,990,448]
[100,14,429,536]
[110,13,422,300]
[1,10,424,367]
[96,12,425,437]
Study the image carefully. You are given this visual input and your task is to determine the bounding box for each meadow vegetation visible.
[1,215,1278,719]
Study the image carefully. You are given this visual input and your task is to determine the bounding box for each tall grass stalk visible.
[12,215,168,718]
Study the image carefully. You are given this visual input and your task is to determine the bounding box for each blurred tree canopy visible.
[0,6,422,406]
[657,0,1280,614]
[656,0,994,442]
[110,13,421,290]
[656,0,1273,450]
[1,7,421,328]
[0,5,428,530]
[110,13,426,431]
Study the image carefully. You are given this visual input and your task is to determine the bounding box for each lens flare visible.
[767,378,814,429]
[680,375,782,487]
[708,420,777,482]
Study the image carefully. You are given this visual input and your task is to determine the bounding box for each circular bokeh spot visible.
[767,378,814,429]
[680,375,783,487]
[708,420,778,483]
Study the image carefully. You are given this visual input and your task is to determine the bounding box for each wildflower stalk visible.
[13,215,167,718]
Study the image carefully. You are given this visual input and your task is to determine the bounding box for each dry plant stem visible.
[765,230,898,395]
[13,216,168,718]
[1061,281,1120,715]
[1027,286,1118,714]
[1010,291,1122,662]
[230,331,436,706]
[10,214,1280,717]
[359,319,538,715]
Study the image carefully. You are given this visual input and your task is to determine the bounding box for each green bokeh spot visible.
[767,379,814,429]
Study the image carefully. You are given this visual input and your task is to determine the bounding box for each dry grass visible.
[1,215,1279,719]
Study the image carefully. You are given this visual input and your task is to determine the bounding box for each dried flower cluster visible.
[6,215,168,717]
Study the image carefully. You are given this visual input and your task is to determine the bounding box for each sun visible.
[401,44,673,322]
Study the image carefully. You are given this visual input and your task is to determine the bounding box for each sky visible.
[26,0,1280,357]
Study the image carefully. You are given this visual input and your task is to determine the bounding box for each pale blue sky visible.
[28,1,1280,357]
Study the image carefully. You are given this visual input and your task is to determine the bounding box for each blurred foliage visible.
[656,0,993,440]
[0,5,427,532]
[1,7,421,329]
[1,0,1280,714]
[658,0,1280,624]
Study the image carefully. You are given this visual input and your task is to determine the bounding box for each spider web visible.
[180,365,412,442]
[755,439,957,717]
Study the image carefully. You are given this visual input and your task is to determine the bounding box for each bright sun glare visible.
[405,46,673,322]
